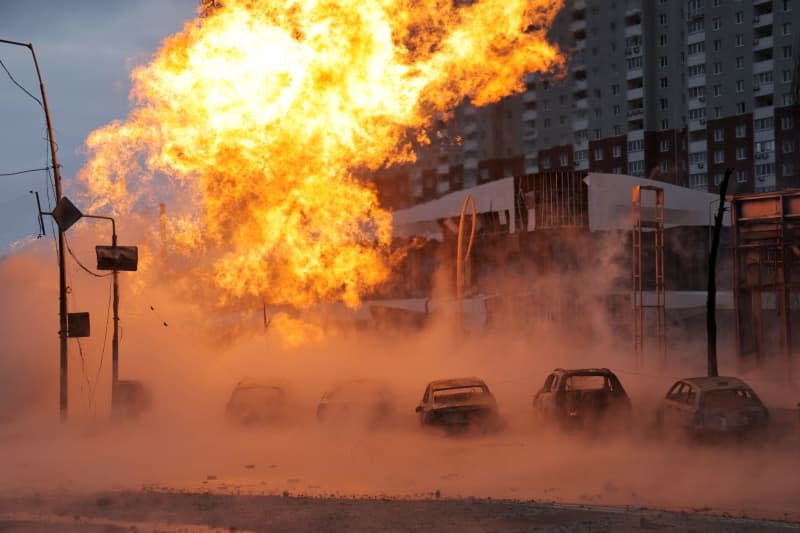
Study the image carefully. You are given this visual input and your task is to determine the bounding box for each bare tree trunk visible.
[707,168,732,377]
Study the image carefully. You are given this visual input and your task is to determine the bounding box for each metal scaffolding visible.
[632,185,666,366]
[731,190,800,376]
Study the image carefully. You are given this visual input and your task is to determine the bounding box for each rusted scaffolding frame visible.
[730,191,800,377]
[632,185,666,367]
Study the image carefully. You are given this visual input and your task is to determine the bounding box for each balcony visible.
[754,106,774,120]
[753,35,773,51]
[570,19,587,33]
[522,109,538,121]
[436,164,450,176]
[687,52,706,67]
[624,24,642,38]
[463,139,479,151]
[572,117,589,130]
[522,90,537,103]
[688,118,707,132]
[574,79,588,92]
[687,74,706,88]
[689,96,707,109]
[626,67,643,81]
[689,140,707,153]
[753,58,774,74]
[753,12,773,28]
[626,87,643,100]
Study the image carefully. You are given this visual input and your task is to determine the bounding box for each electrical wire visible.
[0,167,49,177]
[0,56,43,108]
[64,233,112,278]
[88,276,113,411]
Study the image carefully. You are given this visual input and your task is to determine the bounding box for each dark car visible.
[316,379,395,427]
[533,368,631,429]
[415,377,499,430]
[656,376,769,438]
[225,380,288,426]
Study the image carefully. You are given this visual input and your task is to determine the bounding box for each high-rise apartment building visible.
[376,0,800,208]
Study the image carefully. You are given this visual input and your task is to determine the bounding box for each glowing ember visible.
[78,0,563,335]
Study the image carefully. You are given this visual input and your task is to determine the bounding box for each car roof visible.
[429,377,487,389]
[551,368,615,376]
[680,376,752,391]
[234,379,287,391]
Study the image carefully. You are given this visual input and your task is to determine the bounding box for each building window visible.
[736,169,749,183]
[735,34,744,47]
[783,161,796,176]
[736,146,748,160]
[712,17,721,31]
[559,153,568,166]
[783,70,793,83]
[660,34,667,46]
[688,42,705,55]
[755,117,774,130]
[714,39,722,52]
[613,144,622,158]
[736,80,745,92]
[660,160,670,172]
[613,104,621,116]
[628,160,644,175]
[659,139,670,152]
[659,14,667,25]
[690,173,707,190]
[783,93,797,105]
[660,119,669,130]
[612,84,620,95]
[736,124,747,137]
[783,139,795,153]
[713,128,724,142]
[628,139,644,152]
[735,11,744,24]
[735,56,744,69]
[660,98,668,110]
[784,0,791,12]
[713,172,724,186]
[783,46,793,59]
[594,147,604,161]
[544,118,551,127]
[660,77,669,88]
[781,115,794,130]
[714,150,724,163]
[783,23,792,36]
[542,157,551,169]
[714,106,722,118]
[756,163,775,177]
[736,101,746,113]
[613,125,622,136]
[713,62,723,75]
[660,56,668,67]
[713,84,722,97]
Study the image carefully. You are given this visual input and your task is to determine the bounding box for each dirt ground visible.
[2,491,800,532]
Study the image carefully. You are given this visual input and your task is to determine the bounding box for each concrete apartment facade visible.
[376,0,800,209]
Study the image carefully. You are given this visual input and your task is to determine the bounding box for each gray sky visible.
[0,0,197,255]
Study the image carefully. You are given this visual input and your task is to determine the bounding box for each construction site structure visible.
[730,190,800,377]
[632,185,666,367]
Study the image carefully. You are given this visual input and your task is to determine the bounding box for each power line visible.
[64,233,112,278]
[0,167,49,177]
[0,56,43,108]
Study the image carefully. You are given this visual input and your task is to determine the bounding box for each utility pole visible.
[1,39,69,419]
[707,167,732,378]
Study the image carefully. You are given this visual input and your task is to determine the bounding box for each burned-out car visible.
[533,368,631,429]
[225,380,289,426]
[656,376,769,438]
[316,379,395,427]
[415,377,500,430]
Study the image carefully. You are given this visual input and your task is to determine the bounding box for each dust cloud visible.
[0,233,799,524]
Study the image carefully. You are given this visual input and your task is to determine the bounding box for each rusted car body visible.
[415,377,499,430]
[657,376,769,438]
[533,368,631,429]
[316,379,395,427]
[226,379,289,426]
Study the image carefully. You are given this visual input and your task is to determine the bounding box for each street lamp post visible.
[81,214,120,398]
[1,38,69,419]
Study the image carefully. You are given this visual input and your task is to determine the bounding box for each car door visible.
[662,381,689,428]
[416,385,431,421]
[535,374,558,417]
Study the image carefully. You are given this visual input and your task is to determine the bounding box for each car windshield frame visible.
[432,385,489,404]
[701,387,762,410]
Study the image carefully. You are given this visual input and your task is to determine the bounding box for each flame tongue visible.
[79,0,563,325]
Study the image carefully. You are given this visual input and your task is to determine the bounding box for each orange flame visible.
[78,0,563,336]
